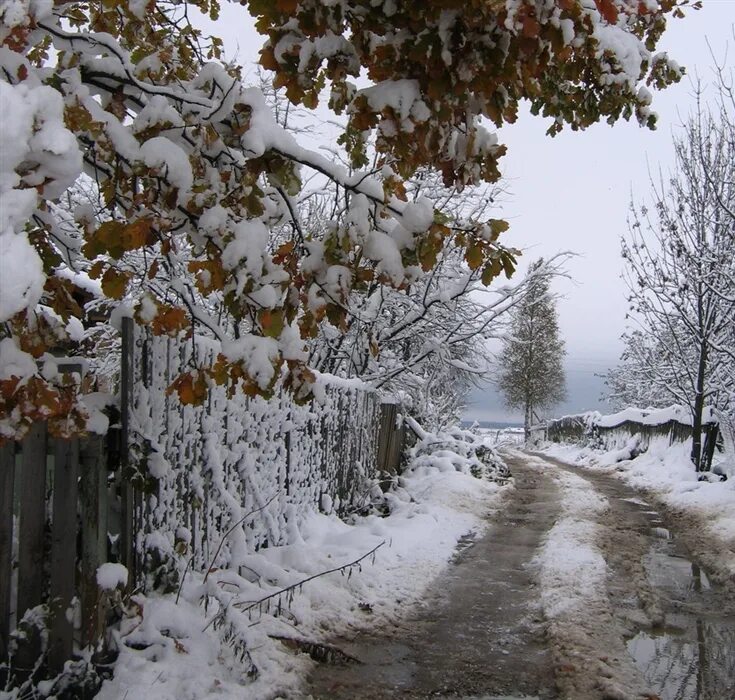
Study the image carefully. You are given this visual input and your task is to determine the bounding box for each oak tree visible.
[0,0,693,439]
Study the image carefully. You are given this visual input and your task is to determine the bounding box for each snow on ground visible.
[516,451,653,699]
[517,452,609,622]
[541,439,735,578]
[97,442,505,700]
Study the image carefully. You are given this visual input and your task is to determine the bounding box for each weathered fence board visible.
[377,402,404,474]
[48,436,80,673]
[17,422,48,627]
[79,435,107,647]
[120,316,136,587]
[0,443,14,660]
[14,420,49,688]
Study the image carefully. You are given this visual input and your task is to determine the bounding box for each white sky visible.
[205,1,735,423]
[467,0,735,423]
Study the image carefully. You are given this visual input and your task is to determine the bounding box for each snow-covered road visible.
[305,451,735,700]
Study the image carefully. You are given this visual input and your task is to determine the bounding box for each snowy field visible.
[95,436,507,700]
[476,426,525,448]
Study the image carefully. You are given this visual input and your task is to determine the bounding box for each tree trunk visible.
[690,342,708,471]
[524,399,531,443]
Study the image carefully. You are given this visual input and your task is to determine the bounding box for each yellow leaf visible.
[465,242,484,271]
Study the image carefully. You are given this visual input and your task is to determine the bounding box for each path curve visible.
[304,451,735,700]
[307,454,560,699]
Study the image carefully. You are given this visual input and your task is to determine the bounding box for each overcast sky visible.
[464,1,735,423]
[206,2,734,424]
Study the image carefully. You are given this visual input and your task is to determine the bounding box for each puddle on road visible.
[625,506,735,700]
[651,526,672,540]
[622,497,651,507]
[627,616,735,700]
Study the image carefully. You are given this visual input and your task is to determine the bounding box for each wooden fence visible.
[0,320,408,683]
[0,423,114,677]
[125,320,406,579]
[544,412,720,469]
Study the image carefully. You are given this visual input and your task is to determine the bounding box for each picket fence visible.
[0,318,405,681]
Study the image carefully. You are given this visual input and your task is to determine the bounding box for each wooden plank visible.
[120,316,135,586]
[16,422,48,621]
[79,435,107,648]
[14,422,49,679]
[377,403,397,474]
[284,426,291,497]
[0,442,15,660]
[48,435,80,674]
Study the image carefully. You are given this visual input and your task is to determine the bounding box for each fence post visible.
[120,316,135,586]
[48,434,80,674]
[703,423,719,471]
[15,421,48,675]
[79,434,107,649]
[0,442,14,661]
[284,425,291,498]
[377,403,398,474]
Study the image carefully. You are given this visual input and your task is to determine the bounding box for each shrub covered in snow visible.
[408,424,510,483]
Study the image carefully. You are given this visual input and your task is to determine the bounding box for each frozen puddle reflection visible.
[622,496,651,507]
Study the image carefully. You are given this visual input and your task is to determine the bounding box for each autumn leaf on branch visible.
[0,0,691,437]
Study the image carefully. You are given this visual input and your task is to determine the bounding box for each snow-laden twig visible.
[202,495,278,586]
[231,541,385,619]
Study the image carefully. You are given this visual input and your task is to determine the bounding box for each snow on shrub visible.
[408,422,509,483]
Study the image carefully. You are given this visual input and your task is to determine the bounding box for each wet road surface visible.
[304,452,735,700]
[539,454,735,700]
[307,454,560,699]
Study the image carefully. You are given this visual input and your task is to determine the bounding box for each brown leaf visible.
[522,16,540,39]
[101,267,131,300]
[596,0,619,24]
[465,242,484,271]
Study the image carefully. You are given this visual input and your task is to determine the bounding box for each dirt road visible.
[305,452,735,700]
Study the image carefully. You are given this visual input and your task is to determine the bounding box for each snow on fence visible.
[1,319,405,682]
[544,405,720,468]
[125,318,390,583]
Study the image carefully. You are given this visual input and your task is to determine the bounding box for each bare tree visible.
[615,105,735,469]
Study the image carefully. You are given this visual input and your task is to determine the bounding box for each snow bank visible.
[409,424,510,483]
[98,434,506,699]
[523,452,609,619]
[595,404,714,428]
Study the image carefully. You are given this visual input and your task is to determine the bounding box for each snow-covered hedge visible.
[406,422,509,483]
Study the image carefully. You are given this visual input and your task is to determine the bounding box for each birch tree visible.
[497,259,567,439]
